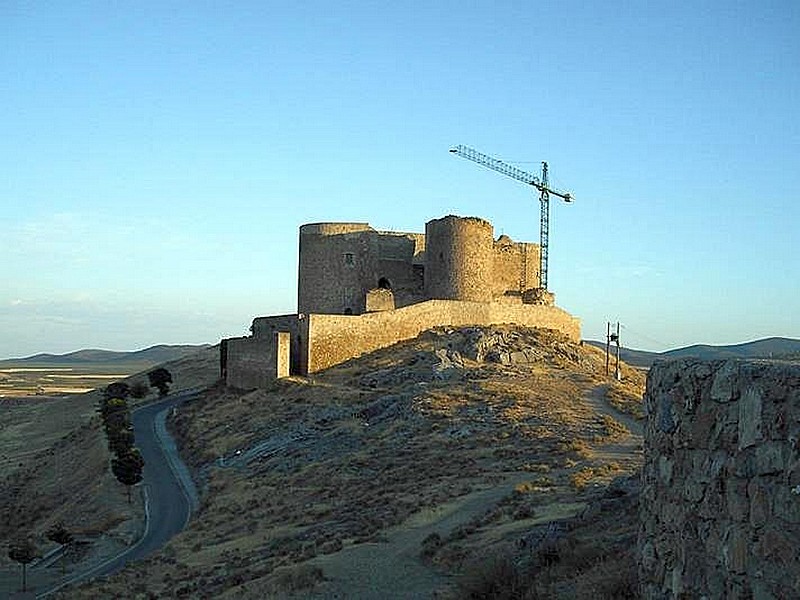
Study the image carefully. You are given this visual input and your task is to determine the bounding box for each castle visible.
[222,215,581,388]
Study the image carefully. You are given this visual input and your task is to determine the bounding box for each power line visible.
[619,323,672,350]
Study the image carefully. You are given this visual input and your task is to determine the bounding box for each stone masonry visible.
[639,359,800,599]
[223,214,579,386]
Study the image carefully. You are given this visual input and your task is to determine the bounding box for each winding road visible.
[38,391,200,597]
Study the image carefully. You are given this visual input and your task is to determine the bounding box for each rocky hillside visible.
[66,325,645,599]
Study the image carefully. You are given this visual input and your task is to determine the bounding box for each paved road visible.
[38,391,200,597]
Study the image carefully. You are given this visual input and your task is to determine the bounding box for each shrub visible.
[456,554,527,600]
[420,532,443,560]
[129,380,150,399]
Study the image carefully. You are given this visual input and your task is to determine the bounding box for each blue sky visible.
[1,1,798,358]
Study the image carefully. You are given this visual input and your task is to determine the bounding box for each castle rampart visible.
[639,359,800,599]
[305,299,580,373]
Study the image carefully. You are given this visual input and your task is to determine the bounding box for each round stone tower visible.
[298,223,374,315]
[424,215,493,302]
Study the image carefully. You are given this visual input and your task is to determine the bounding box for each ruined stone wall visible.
[639,359,800,599]
[424,216,494,302]
[250,313,310,375]
[226,333,290,389]
[306,299,580,373]
[298,223,424,315]
[297,223,374,315]
[492,237,541,297]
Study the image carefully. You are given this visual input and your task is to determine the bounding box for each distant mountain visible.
[585,337,800,368]
[1,344,212,366]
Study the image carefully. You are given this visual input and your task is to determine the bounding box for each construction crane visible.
[449,144,573,291]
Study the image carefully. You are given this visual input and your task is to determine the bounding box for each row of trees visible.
[100,382,144,503]
[100,368,172,501]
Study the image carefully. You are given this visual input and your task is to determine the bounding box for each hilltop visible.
[61,325,645,599]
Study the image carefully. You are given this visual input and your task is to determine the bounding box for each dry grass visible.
[451,476,640,600]
[30,328,643,599]
[602,377,646,420]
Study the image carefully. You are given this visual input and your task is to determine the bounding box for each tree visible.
[45,521,73,547]
[147,367,173,397]
[45,522,74,574]
[101,398,130,426]
[129,380,150,399]
[107,425,135,456]
[98,396,129,423]
[112,447,144,503]
[8,536,38,592]
[104,381,130,401]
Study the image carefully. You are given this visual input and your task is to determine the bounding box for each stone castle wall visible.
[305,299,580,373]
[639,359,800,599]
[492,236,540,298]
[298,223,425,315]
[223,214,568,387]
[251,313,310,375]
[225,332,291,389]
[298,216,541,317]
[424,216,494,302]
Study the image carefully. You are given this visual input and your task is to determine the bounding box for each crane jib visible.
[449,144,574,291]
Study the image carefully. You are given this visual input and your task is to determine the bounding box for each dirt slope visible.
[63,326,644,599]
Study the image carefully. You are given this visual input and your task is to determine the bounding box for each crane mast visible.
[449,144,573,291]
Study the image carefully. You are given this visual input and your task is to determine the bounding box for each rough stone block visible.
[747,479,770,528]
[657,393,677,433]
[711,361,740,403]
[723,525,749,574]
[725,478,750,522]
[739,387,764,449]
[753,442,784,475]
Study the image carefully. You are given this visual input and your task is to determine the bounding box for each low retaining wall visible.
[223,300,580,386]
[306,299,580,373]
[639,359,800,599]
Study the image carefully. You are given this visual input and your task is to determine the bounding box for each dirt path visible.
[302,473,535,599]
[295,385,643,599]
[583,385,643,469]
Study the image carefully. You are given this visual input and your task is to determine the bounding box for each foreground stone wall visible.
[639,359,800,599]
[306,299,580,373]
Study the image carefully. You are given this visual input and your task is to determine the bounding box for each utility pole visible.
[606,321,622,380]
